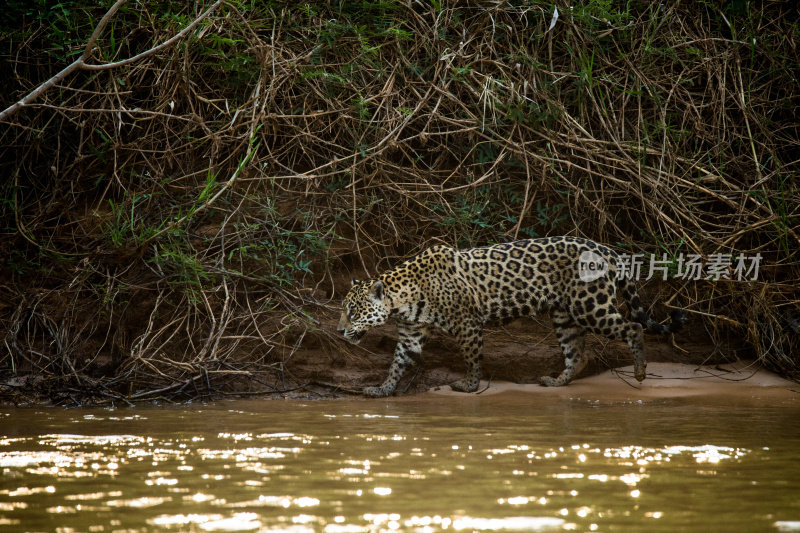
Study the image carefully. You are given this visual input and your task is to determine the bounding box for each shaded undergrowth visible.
[0,0,798,403]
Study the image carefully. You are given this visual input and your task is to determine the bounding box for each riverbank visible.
[427,361,800,404]
[1,2,798,403]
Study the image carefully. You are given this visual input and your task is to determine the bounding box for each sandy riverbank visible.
[426,362,799,403]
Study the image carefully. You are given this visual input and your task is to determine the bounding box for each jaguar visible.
[338,236,685,397]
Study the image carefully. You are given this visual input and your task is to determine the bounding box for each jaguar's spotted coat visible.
[338,236,685,397]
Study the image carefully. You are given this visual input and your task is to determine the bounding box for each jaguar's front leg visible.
[450,323,484,393]
[364,322,429,397]
[363,351,413,397]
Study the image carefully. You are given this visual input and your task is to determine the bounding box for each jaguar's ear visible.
[369,280,385,301]
[350,278,359,286]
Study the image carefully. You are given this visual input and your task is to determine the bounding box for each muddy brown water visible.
[1,393,799,532]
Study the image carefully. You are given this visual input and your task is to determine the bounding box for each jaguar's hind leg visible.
[450,323,484,393]
[540,309,588,387]
[577,311,647,382]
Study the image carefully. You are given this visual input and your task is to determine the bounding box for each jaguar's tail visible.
[618,278,686,334]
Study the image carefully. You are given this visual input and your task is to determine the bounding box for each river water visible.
[1,393,799,532]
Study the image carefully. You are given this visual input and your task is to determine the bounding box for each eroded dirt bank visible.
[0,300,772,406]
[286,314,769,399]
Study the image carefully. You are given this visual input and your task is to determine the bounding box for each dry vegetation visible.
[0,1,798,404]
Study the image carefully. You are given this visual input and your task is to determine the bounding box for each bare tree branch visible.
[82,0,127,60]
[83,0,223,71]
[0,0,222,122]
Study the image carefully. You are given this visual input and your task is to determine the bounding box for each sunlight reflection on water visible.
[0,397,798,532]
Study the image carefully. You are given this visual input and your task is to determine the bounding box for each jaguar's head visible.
[337,279,391,345]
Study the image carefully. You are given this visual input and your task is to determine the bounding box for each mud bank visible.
[294,316,766,399]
